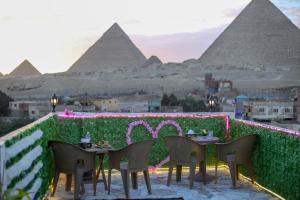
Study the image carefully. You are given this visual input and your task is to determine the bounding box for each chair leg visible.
[248,161,255,184]
[108,169,112,194]
[215,160,218,184]
[189,159,196,189]
[92,170,97,196]
[121,170,130,199]
[236,164,239,180]
[143,170,152,195]
[176,165,182,182]
[167,165,173,186]
[65,173,72,191]
[51,172,60,197]
[200,161,206,185]
[226,154,237,188]
[101,167,108,190]
[131,172,138,189]
[75,167,85,200]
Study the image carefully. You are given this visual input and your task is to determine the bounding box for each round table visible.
[190,136,219,183]
[66,145,111,191]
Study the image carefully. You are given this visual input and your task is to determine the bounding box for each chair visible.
[48,140,97,199]
[215,134,257,188]
[165,136,206,188]
[107,139,154,198]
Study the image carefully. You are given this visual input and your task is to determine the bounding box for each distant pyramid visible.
[199,0,300,68]
[9,60,41,76]
[68,23,147,72]
[142,55,163,67]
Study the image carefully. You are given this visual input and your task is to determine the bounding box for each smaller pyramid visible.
[9,60,42,76]
[142,56,163,67]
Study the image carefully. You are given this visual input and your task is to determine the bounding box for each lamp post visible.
[208,95,215,112]
[50,94,58,112]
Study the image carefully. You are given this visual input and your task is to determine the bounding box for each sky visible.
[0,0,299,74]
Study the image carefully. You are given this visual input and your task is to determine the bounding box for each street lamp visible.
[208,96,215,112]
[50,94,58,112]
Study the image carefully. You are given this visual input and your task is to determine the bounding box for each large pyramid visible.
[68,23,147,72]
[9,60,41,76]
[199,0,300,68]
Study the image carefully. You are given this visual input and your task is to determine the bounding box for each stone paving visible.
[46,167,278,200]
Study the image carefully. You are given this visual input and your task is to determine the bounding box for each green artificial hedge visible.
[3,116,59,200]
[58,117,226,166]
[230,120,300,200]
[3,114,299,200]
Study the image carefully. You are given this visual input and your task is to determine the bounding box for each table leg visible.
[194,145,216,183]
[96,154,108,190]
[65,174,72,191]
[131,172,138,189]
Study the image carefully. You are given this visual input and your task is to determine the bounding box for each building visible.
[218,80,233,93]
[9,101,48,117]
[244,101,294,121]
[204,73,218,94]
[148,99,161,112]
[234,95,249,119]
[91,98,119,112]
[119,101,149,113]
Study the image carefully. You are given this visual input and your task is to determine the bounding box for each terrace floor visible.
[46,166,278,200]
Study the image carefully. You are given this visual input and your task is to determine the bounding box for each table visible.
[84,145,110,190]
[65,145,111,192]
[191,136,219,184]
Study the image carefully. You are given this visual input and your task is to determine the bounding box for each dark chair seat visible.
[48,140,97,199]
[215,134,257,188]
[165,136,205,189]
[108,140,154,199]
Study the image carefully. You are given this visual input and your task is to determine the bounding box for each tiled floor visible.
[46,167,278,200]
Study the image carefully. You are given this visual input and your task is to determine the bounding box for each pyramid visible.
[68,23,147,72]
[199,0,300,68]
[142,55,163,67]
[9,60,41,76]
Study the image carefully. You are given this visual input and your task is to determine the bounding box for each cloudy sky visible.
[0,0,299,74]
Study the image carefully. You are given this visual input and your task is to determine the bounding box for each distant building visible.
[244,101,294,121]
[218,80,233,93]
[91,98,119,112]
[294,90,300,122]
[148,99,161,112]
[119,101,149,113]
[204,73,218,94]
[9,101,48,117]
[234,95,249,119]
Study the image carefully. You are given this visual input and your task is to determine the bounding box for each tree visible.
[161,94,170,106]
[168,94,178,106]
[0,90,13,116]
[178,97,208,112]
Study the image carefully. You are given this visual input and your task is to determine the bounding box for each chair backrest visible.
[165,136,204,164]
[48,140,95,173]
[217,134,257,164]
[126,140,155,171]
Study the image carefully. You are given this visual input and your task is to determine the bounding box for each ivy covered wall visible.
[58,116,226,166]
[230,120,300,200]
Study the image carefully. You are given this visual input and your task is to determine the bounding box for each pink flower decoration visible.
[126,120,183,169]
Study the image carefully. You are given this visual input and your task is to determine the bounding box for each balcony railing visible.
[0,112,299,199]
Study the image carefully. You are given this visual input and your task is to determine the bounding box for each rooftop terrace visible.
[0,112,299,200]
